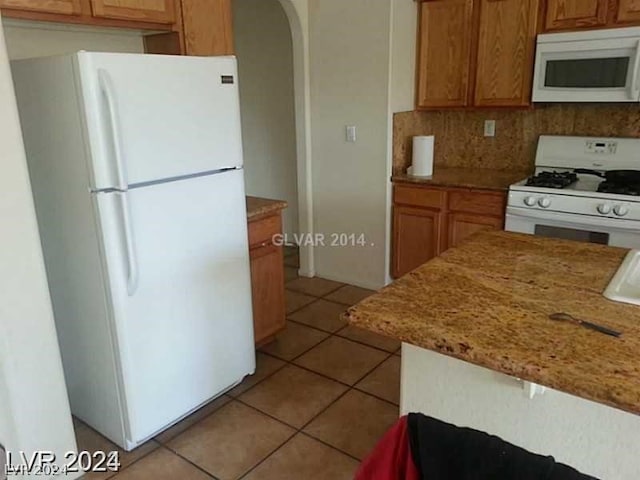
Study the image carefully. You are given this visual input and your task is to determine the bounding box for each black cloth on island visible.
[407,413,597,480]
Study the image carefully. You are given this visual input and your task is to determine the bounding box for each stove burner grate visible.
[597,182,640,196]
[526,171,578,189]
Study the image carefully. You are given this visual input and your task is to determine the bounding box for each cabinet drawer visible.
[448,190,505,216]
[248,213,281,248]
[394,185,446,209]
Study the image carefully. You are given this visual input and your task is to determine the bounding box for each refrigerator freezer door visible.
[95,169,255,446]
[76,52,243,190]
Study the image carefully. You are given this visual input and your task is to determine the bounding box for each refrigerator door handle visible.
[119,192,139,296]
[98,68,128,191]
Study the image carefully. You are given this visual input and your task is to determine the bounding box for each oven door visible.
[532,35,640,102]
[505,207,640,249]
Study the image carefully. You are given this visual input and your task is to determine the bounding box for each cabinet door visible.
[90,0,175,24]
[0,0,81,15]
[416,0,474,108]
[392,206,444,278]
[250,242,286,345]
[182,0,234,56]
[544,0,608,31]
[474,0,539,107]
[617,0,640,24]
[448,213,503,248]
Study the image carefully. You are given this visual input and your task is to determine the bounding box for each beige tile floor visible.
[77,247,401,479]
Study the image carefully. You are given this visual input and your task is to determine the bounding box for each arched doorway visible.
[232,0,313,277]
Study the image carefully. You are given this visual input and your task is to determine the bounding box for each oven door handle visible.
[506,207,640,232]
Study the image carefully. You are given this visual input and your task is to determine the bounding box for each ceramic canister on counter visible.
[408,135,434,177]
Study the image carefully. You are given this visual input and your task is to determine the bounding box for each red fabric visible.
[355,415,420,480]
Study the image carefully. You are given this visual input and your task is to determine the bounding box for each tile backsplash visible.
[393,105,640,174]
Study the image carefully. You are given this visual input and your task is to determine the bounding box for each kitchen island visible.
[346,231,640,479]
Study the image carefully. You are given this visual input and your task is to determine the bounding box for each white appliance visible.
[506,135,640,249]
[533,27,640,102]
[11,52,255,450]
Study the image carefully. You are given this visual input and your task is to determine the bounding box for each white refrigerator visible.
[11,52,256,450]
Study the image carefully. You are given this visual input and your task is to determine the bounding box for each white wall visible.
[233,0,299,237]
[308,0,392,289]
[2,20,144,59]
[402,344,640,480]
[0,21,80,479]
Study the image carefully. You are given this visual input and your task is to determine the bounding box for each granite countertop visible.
[346,230,640,415]
[246,196,288,220]
[392,167,531,191]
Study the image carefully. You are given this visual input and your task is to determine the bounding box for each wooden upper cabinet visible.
[0,0,81,15]
[182,0,234,55]
[416,0,474,108]
[617,0,640,24]
[90,0,176,24]
[544,0,608,30]
[474,0,539,107]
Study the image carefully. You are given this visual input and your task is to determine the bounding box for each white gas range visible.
[506,135,640,249]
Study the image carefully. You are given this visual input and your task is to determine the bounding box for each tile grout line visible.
[298,431,362,463]
[239,276,381,473]
[104,444,219,480]
[230,284,398,469]
[285,281,345,299]
[285,316,399,356]
[249,350,400,410]
[157,444,222,480]
[234,429,297,480]
[232,384,364,467]
[261,290,400,403]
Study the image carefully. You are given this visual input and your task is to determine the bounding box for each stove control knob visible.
[597,204,612,215]
[614,205,629,217]
[538,197,551,209]
[524,196,537,207]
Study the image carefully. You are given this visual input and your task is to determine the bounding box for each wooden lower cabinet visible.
[392,183,506,278]
[392,206,445,279]
[448,212,504,249]
[248,211,286,345]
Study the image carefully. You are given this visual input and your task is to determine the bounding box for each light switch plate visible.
[346,125,357,143]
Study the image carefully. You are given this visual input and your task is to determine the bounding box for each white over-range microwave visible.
[532,27,640,103]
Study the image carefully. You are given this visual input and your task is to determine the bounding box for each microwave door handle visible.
[98,69,128,191]
[631,40,640,100]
